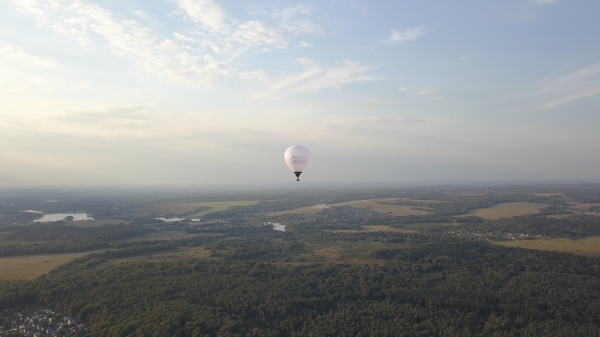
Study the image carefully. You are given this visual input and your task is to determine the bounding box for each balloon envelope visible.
[284,145,311,178]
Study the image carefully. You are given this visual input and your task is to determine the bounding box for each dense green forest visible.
[2,241,600,336]
[3,185,600,336]
[0,224,154,256]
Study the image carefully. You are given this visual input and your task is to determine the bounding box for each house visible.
[34,332,42,337]
[11,320,17,326]
[68,318,77,325]
[46,327,53,333]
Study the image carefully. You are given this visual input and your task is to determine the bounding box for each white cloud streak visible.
[416,87,438,95]
[0,46,57,68]
[531,0,556,4]
[174,0,226,31]
[253,59,377,97]
[9,0,328,88]
[385,27,425,44]
[538,63,600,109]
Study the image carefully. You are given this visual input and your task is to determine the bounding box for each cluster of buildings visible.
[1,307,88,337]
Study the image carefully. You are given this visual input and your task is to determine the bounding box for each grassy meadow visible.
[493,237,600,257]
[0,250,108,280]
[267,198,432,216]
[134,200,258,218]
[468,202,546,219]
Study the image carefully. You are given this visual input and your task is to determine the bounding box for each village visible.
[0,306,88,337]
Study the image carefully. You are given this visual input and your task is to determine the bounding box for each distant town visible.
[1,306,88,337]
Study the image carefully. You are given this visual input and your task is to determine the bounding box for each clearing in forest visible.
[185,201,259,218]
[468,202,546,219]
[0,250,108,281]
[135,200,258,218]
[268,199,433,216]
[493,237,600,256]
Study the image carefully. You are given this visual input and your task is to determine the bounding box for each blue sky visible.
[0,0,599,186]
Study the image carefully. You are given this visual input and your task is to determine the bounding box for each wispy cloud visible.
[537,63,600,109]
[132,10,148,18]
[58,105,150,125]
[416,87,438,95]
[0,46,57,68]
[384,27,425,44]
[174,0,227,31]
[10,0,322,87]
[253,59,377,97]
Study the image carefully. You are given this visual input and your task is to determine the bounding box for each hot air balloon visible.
[284,145,311,181]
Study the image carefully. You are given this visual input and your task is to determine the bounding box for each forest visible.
[3,185,600,336]
[3,241,600,336]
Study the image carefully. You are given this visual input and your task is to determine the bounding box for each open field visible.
[134,201,258,218]
[266,199,376,216]
[101,247,213,267]
[299,240,406,265]
[120,230,201,242]
[186,201,259,218]
[0,250,108,280]
[567,202,600,211]
[468,202,546,219]
[73,219,131,228]
[533,193,564,197]
[493,237,600,256]
[324,225,416,234]
[267,198,432,216]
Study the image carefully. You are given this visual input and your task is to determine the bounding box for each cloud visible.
[59,105,149,125]
[8,1,356,93]
[10,0,231,85]
[232,21,287,48]
[254,60,377,97]
[537,63,600,109]
[461,56,468,61]
[384,27,425,44]
[174,0,227,31]
[271,5,316,20]
[238,70,271,82]
[531,0,556,4]
[0,46,57,68]
[132,10,148,18]
[416,87,438,95]
[398,87,408,92]
[298,41,313,48]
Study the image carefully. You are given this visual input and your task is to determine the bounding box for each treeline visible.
[384,194,553,215]
[0,224,153,257]
[458,215,600,238]
[0,223,152,243]
[3,242,600,336]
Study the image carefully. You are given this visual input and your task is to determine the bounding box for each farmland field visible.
[267,199,432,216]
[468,202,546,219]
[186,201,259,218]
[134,200,258,218]
[567,202,600,211]
[493,237,600,256]
[0,250,108,280]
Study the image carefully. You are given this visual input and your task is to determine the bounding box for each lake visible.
[34,213,94,222]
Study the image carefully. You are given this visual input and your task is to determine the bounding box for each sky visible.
[0,0,599,187]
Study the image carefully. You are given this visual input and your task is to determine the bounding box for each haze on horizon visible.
[1,0,599,187]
